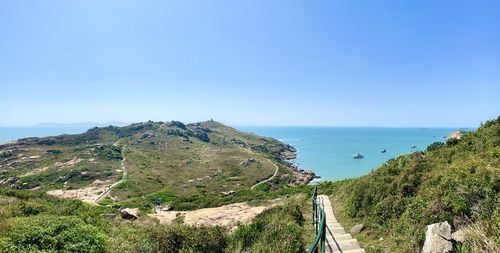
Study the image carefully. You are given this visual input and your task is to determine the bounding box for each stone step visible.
[328,227,346,234]
[317,194,365,253]
[326,238,361,251]
[342,249,366,253]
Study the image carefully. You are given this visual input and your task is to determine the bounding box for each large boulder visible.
[120,208,140,220]
[350,224,364,235]
[196,131,210,142]
[422,221,452,253]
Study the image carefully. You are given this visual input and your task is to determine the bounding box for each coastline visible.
[276,144,319,185]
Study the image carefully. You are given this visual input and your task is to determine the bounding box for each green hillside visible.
[0,120,309,210]
[319,117,500,252]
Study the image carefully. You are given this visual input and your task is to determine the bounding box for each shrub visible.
[0,215,107,252]
[229,204,305,253]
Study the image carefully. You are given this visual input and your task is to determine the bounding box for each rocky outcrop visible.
[231,139,249,148]
[350,224,364,235]
[288,170,319,186]
[196,131,210,142]
[120,208,140,220]
[447,131,463,141]
[169,121,187,130]
[0,177,20,188]
[240,158,256,167]
[422,221,452,253]
[280,150,297,160]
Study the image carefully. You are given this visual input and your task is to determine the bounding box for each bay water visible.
[1,126,459,181]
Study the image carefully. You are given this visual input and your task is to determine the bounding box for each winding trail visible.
[250,159,279,190]
[92,144,127,205]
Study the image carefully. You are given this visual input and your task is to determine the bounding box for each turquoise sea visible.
[238,127,460,181]
[0,127,90,143]
[1,126,462,181]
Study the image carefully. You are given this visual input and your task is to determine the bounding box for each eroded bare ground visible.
[148,199,281,228]
[46,179,113,204]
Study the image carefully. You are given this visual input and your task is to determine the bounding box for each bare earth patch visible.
[46,179,113,204]
[54,157,82,168]
[22,166,50,177]
[148,199,281,228]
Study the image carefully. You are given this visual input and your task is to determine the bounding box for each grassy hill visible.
[0,120,309,210]
[319,117,499,252]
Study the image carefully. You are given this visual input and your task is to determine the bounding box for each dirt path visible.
[92,144,127,205]
[148,199,281,227]
[250,158,279,190]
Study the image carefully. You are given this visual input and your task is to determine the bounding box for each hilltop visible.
[0,120,314,210]
[319,117,499,252]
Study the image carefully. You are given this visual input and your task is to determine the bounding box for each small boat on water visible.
[410,145,416,149]
[353,153,364,159]
[381,149,386,153]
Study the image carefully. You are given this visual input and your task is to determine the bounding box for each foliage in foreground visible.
[0,189,307,253]
[320,116,500,252]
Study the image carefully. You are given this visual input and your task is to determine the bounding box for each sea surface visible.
[238,127,458,181]
[0,127,89,143]
[1,126,460,181]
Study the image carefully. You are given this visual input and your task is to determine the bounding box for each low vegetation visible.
[319,117,499,252]
[0,188,310,253]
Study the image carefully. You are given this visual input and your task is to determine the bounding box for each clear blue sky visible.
[1,0,499,127]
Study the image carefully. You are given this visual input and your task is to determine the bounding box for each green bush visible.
[0,215,107,252]
[229,204,305,253]
[150,225,228,253]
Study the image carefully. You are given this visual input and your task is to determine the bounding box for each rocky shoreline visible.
[276,144,320,186]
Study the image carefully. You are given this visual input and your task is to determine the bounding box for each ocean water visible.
[0,127,89,143]
[1,126,459,181]
[238,127,458,181]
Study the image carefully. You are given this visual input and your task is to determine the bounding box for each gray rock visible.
[120,208,140,220]
[350,224,364,235]
[196,131,210,142]
[101,213,117,220]
[451,229,465,242]
[422,221,452,253]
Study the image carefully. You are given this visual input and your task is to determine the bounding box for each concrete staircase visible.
[317,195,365,253]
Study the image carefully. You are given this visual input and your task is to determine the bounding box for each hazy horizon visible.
[0,120,479,129]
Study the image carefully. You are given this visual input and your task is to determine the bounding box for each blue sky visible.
[1,0,499,127]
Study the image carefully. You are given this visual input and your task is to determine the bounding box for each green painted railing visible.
[308,186,326,253]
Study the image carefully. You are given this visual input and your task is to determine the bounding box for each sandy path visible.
[250,158,279,190]
[46,179,113,203]
[148,199,280,227]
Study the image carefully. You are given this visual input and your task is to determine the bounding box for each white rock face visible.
[422,221,452,253]
[451,229,466,242]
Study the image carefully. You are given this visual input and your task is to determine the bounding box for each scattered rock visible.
[231,139,249,148]
[140,132,155,139]
[240,158,256,167]
[451,229,465,242]
[220,191,235,196]
[350,224,364,235]
[120,208,140,220]
[101,213,117,220]
[196,131,210,142]
[447,131,463,141]
[170,121,187,130]
[422,221,452,253]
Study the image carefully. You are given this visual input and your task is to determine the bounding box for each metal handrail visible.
[308,186,326,253]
